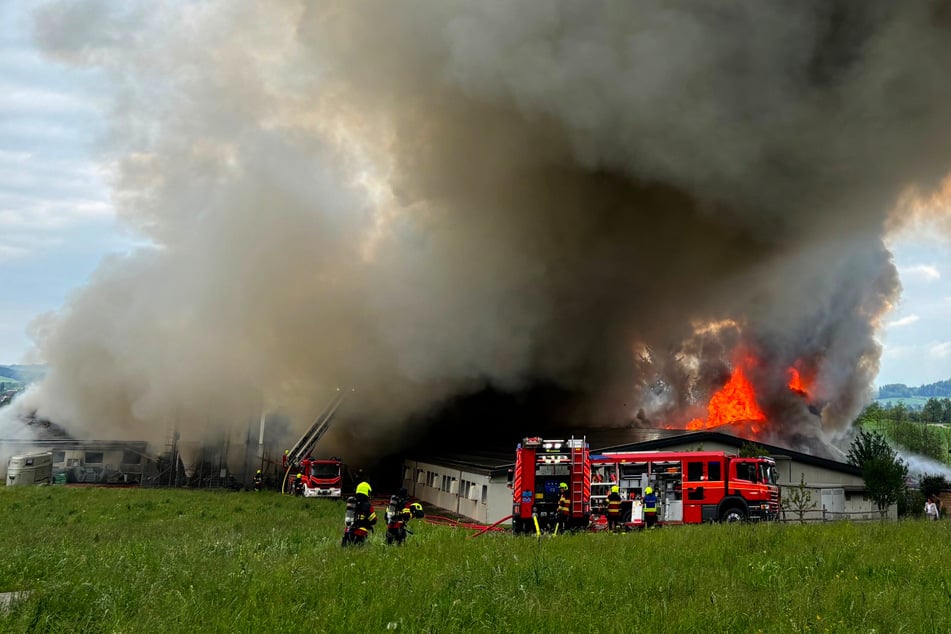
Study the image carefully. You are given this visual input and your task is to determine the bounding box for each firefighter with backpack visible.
[386,488,425,545]
[342,481,377,546]
[606,484,622,531]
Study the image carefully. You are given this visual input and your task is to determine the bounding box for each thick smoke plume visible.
[8,1,951,459]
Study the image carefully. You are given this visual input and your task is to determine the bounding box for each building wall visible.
[401,460,511,524]
[1,442,148,484]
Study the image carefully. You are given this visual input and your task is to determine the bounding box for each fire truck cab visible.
[298,456,344,499]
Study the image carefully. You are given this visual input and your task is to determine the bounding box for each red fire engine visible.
[297,456,344,499]
[281,388,350,499]
[511,436,780,532]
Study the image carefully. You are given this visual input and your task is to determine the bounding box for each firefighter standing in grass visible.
[342,481,377,547]
[293,473,305,496]
[643,486,658,528]
[606,485,622,531]
[252,469,263,491]
[556,482,570,532]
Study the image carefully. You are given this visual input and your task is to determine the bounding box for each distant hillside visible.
[878,379,951,400]
[0,364,47,385]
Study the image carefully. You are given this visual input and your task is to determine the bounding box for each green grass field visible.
[1,486,949,633]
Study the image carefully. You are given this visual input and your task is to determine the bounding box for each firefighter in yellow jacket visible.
[342,481,377,546]
[606,484,622,531]
[643,486,658,528]
[556,482,570,532]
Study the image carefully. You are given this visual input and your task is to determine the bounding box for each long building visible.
[401,429,896,524]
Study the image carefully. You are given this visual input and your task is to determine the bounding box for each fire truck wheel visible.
[720,506,747,523]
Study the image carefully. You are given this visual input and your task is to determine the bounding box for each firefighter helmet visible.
[611,485,619,493]
[645,486,653,494]
[559,482,568,490]
[256,469,261,474]
[296,473,302,479]
[410,502,424,518]
[356,481,372,496]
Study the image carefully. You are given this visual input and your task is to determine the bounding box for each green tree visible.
[847,429,907,519]
[847,429,895,467]
[923,398,943,423]
[862,457,908,519]
[919,474,950,499]
[781,473,818,524]
[739,442,769,458]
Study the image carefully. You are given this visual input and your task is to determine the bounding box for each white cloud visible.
[0,244,29,263]
[898,264,941,282]
[887,314,920,328]
[928,341,951,359]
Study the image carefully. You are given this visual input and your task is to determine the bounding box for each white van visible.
[6,452,53,486]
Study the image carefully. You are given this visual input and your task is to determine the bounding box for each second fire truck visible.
[511,436,780,532]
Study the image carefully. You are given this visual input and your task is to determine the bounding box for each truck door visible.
[683,458,725,523]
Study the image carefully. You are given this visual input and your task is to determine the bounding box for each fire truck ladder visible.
[570,436,590,519]
[285,388,350,469]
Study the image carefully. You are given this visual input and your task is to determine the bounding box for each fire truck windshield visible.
[309,463,340,478]
[758,462,777,485]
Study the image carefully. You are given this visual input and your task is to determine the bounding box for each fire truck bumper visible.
[749,503,779,521]
[304,487,342,499]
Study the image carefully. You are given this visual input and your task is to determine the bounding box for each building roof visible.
[596,430,862,477]
[408,428,862,478]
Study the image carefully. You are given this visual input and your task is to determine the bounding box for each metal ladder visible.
[569,436,590,517]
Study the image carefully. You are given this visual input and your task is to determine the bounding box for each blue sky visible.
[1,3,949,389]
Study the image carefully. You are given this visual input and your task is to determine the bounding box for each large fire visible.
[676,357,813,436]
[685,365,766,432]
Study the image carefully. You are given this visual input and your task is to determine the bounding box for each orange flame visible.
[788,367,810,398]
[685,365,766,431]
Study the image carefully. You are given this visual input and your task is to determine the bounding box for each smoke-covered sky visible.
[2,1,951,457]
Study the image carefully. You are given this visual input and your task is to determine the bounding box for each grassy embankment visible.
[1,486,950,633]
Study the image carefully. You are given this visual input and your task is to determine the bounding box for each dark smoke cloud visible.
[6,1,951,459]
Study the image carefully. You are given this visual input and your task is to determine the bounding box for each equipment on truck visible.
[511,436,780,532]
[282,388,350,498]
[511,437,591,534]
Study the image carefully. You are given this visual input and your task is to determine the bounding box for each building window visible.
[52,451,66,464]
[426,471,437,488]
[122,450,141,465]
[481,485,488,503]
[442,475,451,492]
[85,452,104,464]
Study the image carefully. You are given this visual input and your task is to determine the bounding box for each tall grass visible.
[1,486,949,633]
